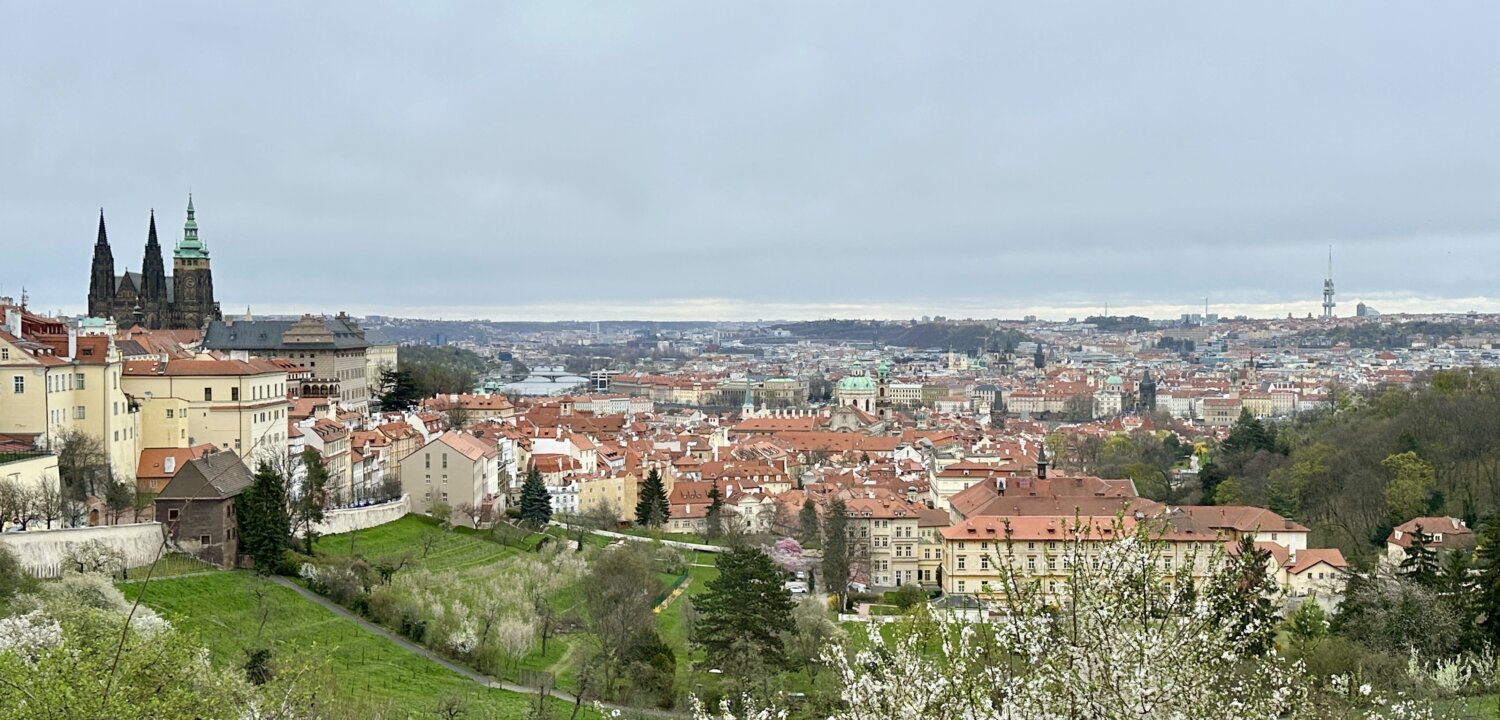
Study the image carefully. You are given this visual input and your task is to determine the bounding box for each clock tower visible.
[171,194,221,329]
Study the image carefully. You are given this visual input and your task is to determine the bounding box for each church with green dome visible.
[87,195,221,330]
[834,363,879,412]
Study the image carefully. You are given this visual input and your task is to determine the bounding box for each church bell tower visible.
[172,194,220,328]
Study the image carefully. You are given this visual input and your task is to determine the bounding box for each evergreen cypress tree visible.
[519,466,553,527]
[823,498,851,609]
[1398,525,1440,587]
[294,448,329,555]
[798,498,820,548]
[704,481,724,538]
[635,467,671,528]
[237,461,290,574]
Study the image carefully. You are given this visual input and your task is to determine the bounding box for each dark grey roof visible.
[116,272,174,302]
[158,450,253,501]
[115,339,150,357]
[202,316,369,351]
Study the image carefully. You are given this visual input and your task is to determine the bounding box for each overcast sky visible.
[4,3,1499,321]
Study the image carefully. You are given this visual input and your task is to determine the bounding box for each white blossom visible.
[0,611,63,664]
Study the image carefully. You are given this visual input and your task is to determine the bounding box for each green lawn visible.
[315,515,526,572]
[545,524,613,549]
[617,527,724,546]
[122,572,591,719]
[658,561,720,691]
[123,552,215,580]
[1432,695,1498,719]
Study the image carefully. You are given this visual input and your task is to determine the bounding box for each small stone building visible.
[155,450,253,567]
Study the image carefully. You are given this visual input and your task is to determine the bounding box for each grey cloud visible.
[2,2,1498,318]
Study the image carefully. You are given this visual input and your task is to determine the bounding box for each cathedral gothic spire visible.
[87,209,116,318]
[87,200,219,330]
[139,210,169,327]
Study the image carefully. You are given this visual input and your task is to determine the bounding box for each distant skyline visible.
[4,3,1498,321]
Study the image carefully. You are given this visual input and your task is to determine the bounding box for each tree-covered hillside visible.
[773,320,1031,354]
[1203,369,1500,556]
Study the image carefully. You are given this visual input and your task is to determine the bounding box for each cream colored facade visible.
[844,496,927,588]
[366,343,398,403]
[123,357,289,466]
[577,472,639,522]
[887,382,923,407]
[0,452,59,494]
[0,333,140,483]
[941,517,1219,603]
[398,432,498,524]
[916,521,945,587]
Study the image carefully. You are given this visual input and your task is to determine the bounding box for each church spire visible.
[87,209,116,319]
[140,210,169,325]
[175,193,209,258]
[742,374,754,413]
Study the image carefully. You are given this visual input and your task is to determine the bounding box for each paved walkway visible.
[551,522,725,553]
[270,576,685,718]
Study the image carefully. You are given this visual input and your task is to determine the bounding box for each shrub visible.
[1299,636,1417,697]
[0,545,38,608]
[50,573,130,613]
[243,647,276,686]
[304,558,374,608]
[276,549,315,578]
[887,584,927,610]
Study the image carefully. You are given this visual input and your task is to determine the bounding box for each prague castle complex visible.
[87,195,221,330]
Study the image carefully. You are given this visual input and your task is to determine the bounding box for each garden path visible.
[271,576,686,718]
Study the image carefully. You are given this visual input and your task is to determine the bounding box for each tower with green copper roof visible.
[173,194,209,260]
[171,193,221,328]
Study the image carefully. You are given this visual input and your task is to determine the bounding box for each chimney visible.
[66,324,77,360]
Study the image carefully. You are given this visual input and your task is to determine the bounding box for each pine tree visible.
[519,466,553,528]
[1222,408,1274,455]
[1398,525,1440,587]
[1284,599,1328,653]
[635,468,670,528]
[823,498,851,610]
[1474,520,1500,649]
[797,498,820,549]
[704,481,724,539]
[237,461,291,574]
[375,367,421,412]
[694,546,796,670]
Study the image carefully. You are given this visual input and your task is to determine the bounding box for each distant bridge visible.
[526,369,590,383]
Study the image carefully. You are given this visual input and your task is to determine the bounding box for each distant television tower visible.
[1322,246,1336,319]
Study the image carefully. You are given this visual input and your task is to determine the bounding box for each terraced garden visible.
[121,572,585,718]
[310,516,591,693]
[314,514,534,572]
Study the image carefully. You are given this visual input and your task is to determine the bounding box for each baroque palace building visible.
[87,195,220,330]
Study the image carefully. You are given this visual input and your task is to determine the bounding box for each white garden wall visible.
[302,495,411,537]
[0,522,165,577]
